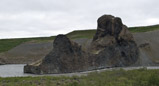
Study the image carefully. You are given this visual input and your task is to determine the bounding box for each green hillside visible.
[129,24,159,33]
[66,29,96,39]
[0,25,159,53]
[0,36,55,53]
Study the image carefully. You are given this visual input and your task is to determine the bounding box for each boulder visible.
[24,14,139,74]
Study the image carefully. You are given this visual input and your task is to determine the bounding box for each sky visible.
[0,0,158,39]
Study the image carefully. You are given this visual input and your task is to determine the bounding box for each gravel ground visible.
[133,30,159,66]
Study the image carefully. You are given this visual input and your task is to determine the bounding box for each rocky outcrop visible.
[90,15,139,67]
[24,35,95,74]
[24,14,139,74]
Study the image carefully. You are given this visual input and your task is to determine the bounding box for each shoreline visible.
[1,64,159,78]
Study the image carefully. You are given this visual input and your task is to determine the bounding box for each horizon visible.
[0,0,158,39]
[0,24,158,40]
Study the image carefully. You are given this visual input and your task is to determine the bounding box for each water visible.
[0,64,87,77]
[0,64,159,77]
[0,64,31,77]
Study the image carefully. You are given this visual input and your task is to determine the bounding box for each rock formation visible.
[24,14,139,74]
[24,35,94,74]
[90,15,139,67]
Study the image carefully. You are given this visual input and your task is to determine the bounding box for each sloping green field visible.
[0,36,55,53]
[129,25,159,33]
[0,25,159,53]
[66,24,159,39]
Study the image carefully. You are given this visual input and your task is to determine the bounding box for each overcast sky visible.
[0,0,158,39]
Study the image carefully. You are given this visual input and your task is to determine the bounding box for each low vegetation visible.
[66,24,159,39]
[0,68,159,86]
[66,29,96,39]
[0,25,159,53]
[129,25,159,33]
[0,36,55,53]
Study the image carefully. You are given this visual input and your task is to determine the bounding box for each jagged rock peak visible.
[53,34,83,53]
[53,34,74,51]
[90,14,139,66]
[93,14,123,41]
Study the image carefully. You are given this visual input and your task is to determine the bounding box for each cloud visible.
[0,0,158,39]
[145,18,159,25]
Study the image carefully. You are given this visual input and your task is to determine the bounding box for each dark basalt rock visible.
[93,15,123,41]
[24,14,139,74]
[91,15,139,67]
[24,35,94,74]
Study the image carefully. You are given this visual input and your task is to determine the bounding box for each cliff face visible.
[24,15,139,74]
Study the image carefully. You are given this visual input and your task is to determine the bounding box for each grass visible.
[129,25,159,33]
[66,29,96,39]
[0,68,159,86]
[0,24,159,53]
[66,24,159,39]
[0,36,55,53]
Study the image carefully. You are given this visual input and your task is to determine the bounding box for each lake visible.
[0,64,31,77]
[0,64,159,77]
[0,64,88,77]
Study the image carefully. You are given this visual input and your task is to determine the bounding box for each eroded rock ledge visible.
[0,58,6,65]
[24,15,139,74]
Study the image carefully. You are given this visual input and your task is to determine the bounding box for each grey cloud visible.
[0,0,159,39]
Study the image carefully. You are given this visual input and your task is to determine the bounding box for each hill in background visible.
[0,24,159,53]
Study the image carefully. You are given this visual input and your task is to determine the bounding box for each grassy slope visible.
[0,36,55,53]
[129,24,159,33]
[66,29,96,39]
[66,24,159,39]
[1,68,159,86]
[0,25,159,53]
